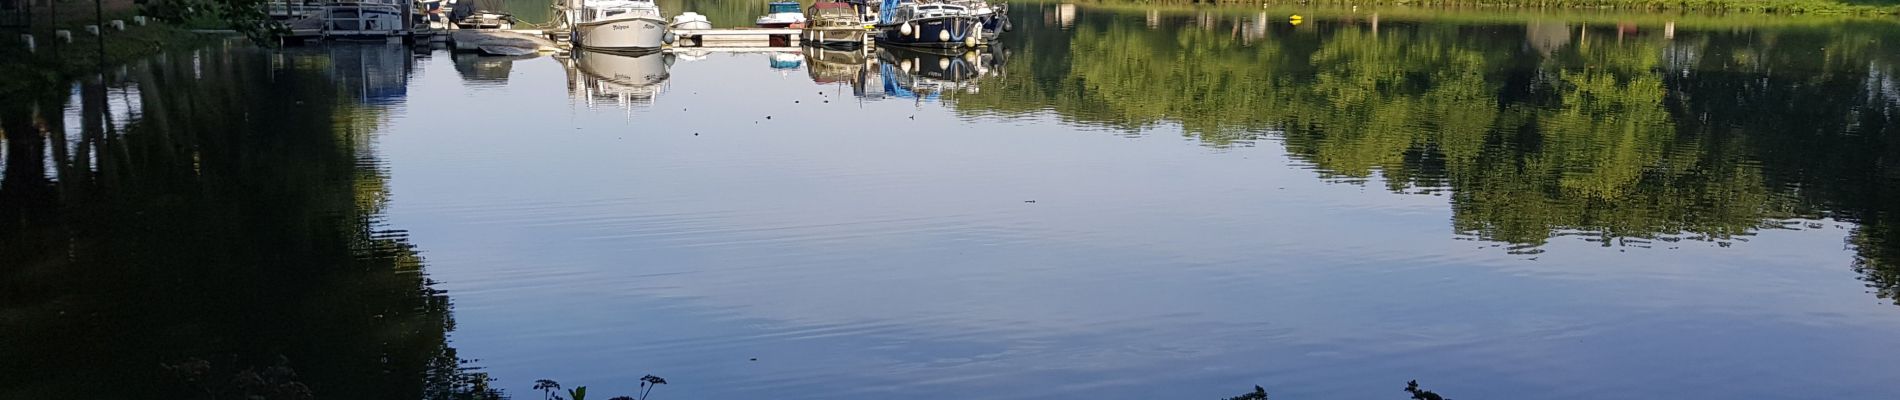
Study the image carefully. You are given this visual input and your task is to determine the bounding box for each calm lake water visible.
[6,3,1900,400]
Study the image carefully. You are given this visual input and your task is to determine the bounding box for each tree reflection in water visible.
[0,43,498,399]
[952,6,1900,305]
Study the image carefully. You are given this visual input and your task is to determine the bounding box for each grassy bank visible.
[1066,0,1900,14]
[0,20,222,104]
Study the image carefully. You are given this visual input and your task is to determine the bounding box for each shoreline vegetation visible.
[1062,2,1900,27]
[0,18,221,104]
[1059,0,1900,15]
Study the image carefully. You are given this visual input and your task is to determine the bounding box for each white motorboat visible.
[755,1,806,28]
[671,12,712,30]
[456,10,518,29]
[566,0,668,51]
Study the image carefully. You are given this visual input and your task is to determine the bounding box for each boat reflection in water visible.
[802,45,880,98]
[302,42,413,105]
[875,45,1004,99]
[769,51,806,70]
[451,51,538,85]
[563,49,674,109]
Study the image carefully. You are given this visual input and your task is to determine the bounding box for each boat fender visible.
[938,57,949,70]
[899,59,912,72]
[663,32,677,44]
[900,22,913,36]
[939,29,949,41]
[963,35,977,48]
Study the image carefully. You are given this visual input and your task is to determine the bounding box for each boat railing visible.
[807,4,862,27]
[898,4,971,20]
[265,1,328,19]
[587,4,662,21]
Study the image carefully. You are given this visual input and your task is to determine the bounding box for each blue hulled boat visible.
[948,0,1008,40]
[874,0,984,48]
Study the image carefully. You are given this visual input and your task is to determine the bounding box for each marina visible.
[267,0,1003,52]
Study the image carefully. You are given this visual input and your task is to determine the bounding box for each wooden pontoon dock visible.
[667,28,802,47]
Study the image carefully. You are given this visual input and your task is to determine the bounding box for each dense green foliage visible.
[131,0,285,41]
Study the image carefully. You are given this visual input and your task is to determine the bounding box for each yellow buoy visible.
[1289,14,1304,26]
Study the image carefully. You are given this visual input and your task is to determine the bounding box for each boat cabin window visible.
[587,5,658,20]
[768,2,801,13]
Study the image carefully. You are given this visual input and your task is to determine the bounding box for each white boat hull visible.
[573,17,668,51]
[756,12,806,27]
[671,21,712,30]
[671,12,712,30]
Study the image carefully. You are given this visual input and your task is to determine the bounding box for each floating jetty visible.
[664,46,808,54]
[668,28,803,47]
[449,30,561,55]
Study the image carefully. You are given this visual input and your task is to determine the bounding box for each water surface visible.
[5,4,1900,400]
